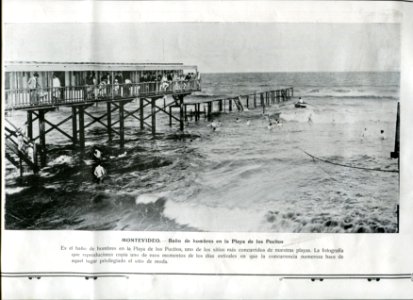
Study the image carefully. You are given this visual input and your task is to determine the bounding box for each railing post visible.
[229,99,232,112]
[246,96,249,108]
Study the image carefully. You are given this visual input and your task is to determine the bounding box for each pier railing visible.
[5,79,201,110]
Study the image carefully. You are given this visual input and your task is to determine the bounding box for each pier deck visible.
[5,79,293,174]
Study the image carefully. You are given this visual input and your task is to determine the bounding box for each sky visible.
[4,22,400,73]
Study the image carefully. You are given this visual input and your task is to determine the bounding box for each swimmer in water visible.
[209,121,218,131]
[361,128,367,140]
[380,130,385,140]
[308,113,313,124]
[93,148,102,161]
[235,117,241,123]
[246,120,251,126]
[267,122,274,131]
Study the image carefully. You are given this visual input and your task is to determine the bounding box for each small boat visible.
[294,102,307,108]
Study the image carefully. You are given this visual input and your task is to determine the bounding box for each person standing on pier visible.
[52,73,61,101]
[28,72,40,105]
[124,78,132,96]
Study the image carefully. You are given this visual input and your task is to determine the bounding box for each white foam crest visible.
[163,200,269,232]
[49,155,73,166]
[6,186,28,195]
[135,193,165,204]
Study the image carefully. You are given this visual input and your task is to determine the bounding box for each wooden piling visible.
[38,110,47,167]
[254,94,257,108]
[179,96,184,131]
[229,99,233,112]
[169,106,172,126]
[106,103,112,141]
[27,111,33,140]
[151,98,156,136]
[246,96,249,108]
[139,98,144,130]
[120,102,125,146]
[72,107,78,145]
[78,106,85,149]
[391,102,400,159]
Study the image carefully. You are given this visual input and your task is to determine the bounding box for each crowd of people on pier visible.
[25,70,200,105]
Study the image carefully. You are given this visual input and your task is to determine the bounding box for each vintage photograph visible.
[3,21,400,233]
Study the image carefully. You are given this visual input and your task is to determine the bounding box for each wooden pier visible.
[4,62,294,175]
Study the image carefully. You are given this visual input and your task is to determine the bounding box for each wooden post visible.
[38,110,47,167]
[391,102,400,159]
[219,100,223,112]
[260,93,264,107]
[229,99,232,112]
[291,87,294,98]
[254,94,257,108]
[140,98,144,130]
[204,104,207,120]
[19,158,23,177]
[107,102,112,141]
[179,96,184,131]
[246,96,249,108]
[27,111,33,140]
[78,106,85,150]
[72,107,78,145]
[120,102,125,146]
[169,106,172,126]
[184,105,188,121]
[151,98,156,136]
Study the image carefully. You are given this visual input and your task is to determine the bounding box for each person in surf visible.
[94,163,106,184]
[380,130,385,140]
[93,147,102,163]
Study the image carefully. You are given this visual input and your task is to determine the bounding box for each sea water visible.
[5,72,399,233]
